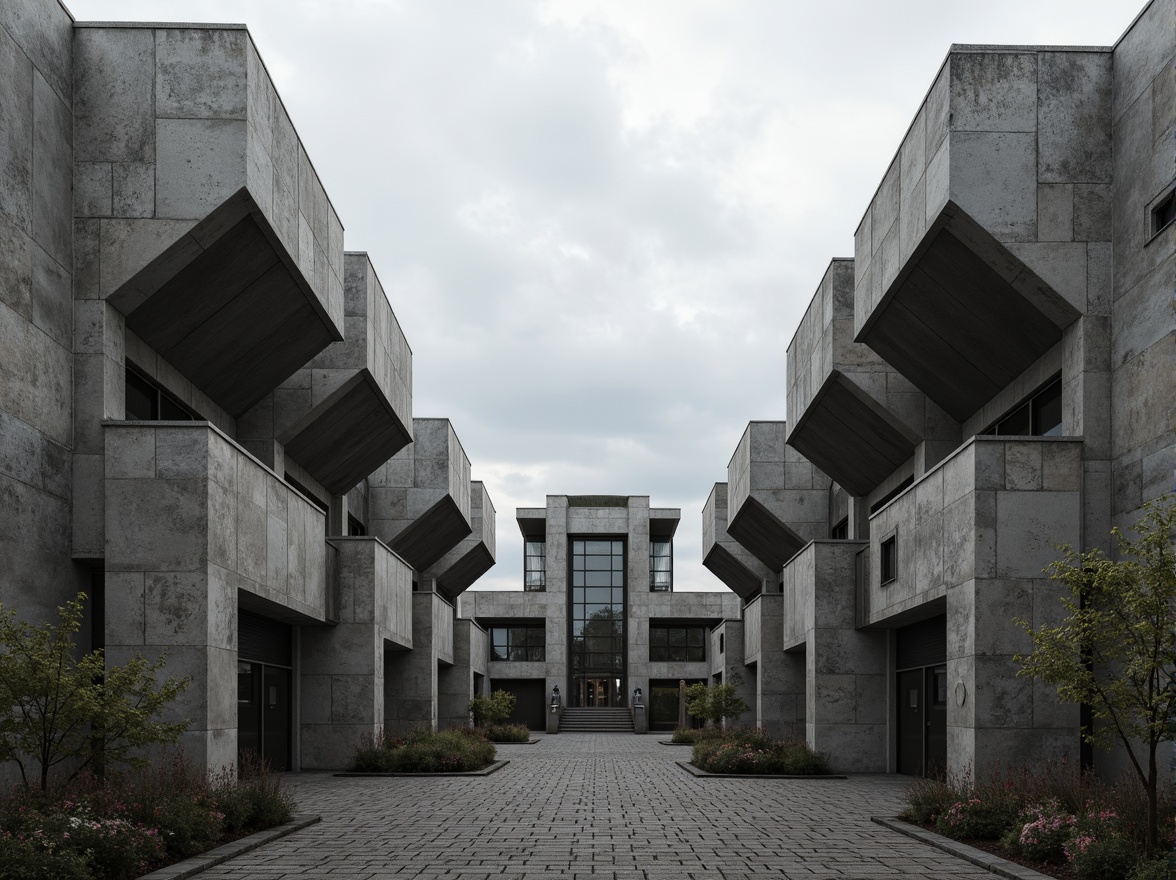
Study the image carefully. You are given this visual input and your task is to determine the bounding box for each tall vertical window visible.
[524,540,546,591]
[570,539,625,707]
[649,540,672,592]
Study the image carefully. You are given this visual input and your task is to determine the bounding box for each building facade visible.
[461,496,741,731]
[704,0,1175,776]
[0,0,497,776]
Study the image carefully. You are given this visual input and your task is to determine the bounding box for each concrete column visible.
[384,591,440,732]
[300,621,383,768]
[438,619,476,728]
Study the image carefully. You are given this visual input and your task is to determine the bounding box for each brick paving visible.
[200,734,991,879]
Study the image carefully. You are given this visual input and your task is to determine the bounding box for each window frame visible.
[648,624,706,663]
[880,535,898,586]
[649,539,673,592]
[489,625,545,663]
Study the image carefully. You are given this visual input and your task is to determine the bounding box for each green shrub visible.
[901,776,956,825]
[1068,833,1139,880]
[469,690,516,727]
[691,729,830,775]
[482,723,530,743]
[935,796,1020,841]
[1127,859,1172,880]
[352,728,496,773]
[215,756,294,835]
[670,726,722,745]
[152,796,223,860]
[999,799,1075,864]
[0,831,90,880]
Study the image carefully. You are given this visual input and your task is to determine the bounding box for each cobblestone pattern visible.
[201,734,992,879]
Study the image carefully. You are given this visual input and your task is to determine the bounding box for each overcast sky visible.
[68,0,1141,591]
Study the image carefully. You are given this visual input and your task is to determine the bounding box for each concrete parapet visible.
[103,420,332,771]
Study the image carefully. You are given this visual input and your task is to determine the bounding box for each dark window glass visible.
[881,536,898,585]
[996,402,1031,436]
[830,518,849,540]
[125,369,158,420]
[1032,381,1062,437]
[159,394,192,421]
[489,625,544,662]
[984,377,1063,438]
[649,625,707,662]
[347,515,366,537]
[569,539,625,705]
[1154,190,1175,235]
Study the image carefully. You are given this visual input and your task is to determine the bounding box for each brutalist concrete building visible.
[461,497,741,731]
[0,0,497,774]
[705,0,1175,776]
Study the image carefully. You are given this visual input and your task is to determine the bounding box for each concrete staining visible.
[198,736,998,880]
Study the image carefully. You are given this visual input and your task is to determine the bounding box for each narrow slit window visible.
[881,536,898,585]
[1153,189,1175,237]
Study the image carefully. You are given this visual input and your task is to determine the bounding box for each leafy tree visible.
[0,593,190,791]
[1015,494,1176,858]
[685,675,749,728]
[469,689,516,727]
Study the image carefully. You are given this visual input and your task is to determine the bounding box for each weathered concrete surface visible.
[74,24,345,417]
[104,420,332,771]
[238,252,413,495]
[423,480,496,602]
[300,536,413,769]
[369,418,472,572]
[786,259,960,496]
[727,422,829,572]
[701,482,773,598]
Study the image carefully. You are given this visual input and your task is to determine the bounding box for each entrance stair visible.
[558,707,634,733]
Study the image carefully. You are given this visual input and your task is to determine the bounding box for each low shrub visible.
[482,724,530,743]
[935,795,1020,841]
[0,831,90,880]
[901,776,955,825]
[1065,806,1139,880]
[691,729,831,775]
[352,728,496,773]
[999,799,1075,864]
[1128,859,1172,880]
[214,753,295,835]
[0,750,297,880]
[670,726,722,745]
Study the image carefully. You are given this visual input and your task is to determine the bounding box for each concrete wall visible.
[0,0,83,626]
[300,536,412,768]
[104,421,330,770]
[867,437,1082,776]
[855,47,1112,329]
[1110,0,1176,531]
[73,23,343,329]
[777,542,887,772]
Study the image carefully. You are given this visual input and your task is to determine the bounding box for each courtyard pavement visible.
[200,733,993,879]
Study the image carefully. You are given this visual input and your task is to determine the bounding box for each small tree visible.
[0,593,190,791]
[1015,494,1176,858]
[469,689,515,727]
[685,675,749,728]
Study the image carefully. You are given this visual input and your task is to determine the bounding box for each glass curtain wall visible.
[569,539,625,707]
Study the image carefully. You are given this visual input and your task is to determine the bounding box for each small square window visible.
[1153,189,1176,237]
[880,536,898,585]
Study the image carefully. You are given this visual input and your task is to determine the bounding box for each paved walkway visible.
[202,734,991,879]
